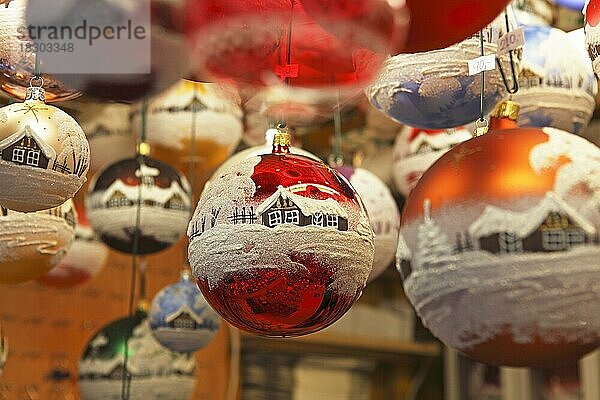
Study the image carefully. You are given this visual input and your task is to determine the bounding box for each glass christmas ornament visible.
[188,129,374,337]
[513,24,596,134]
[0,200,76,284]
[297,0,410,55]
[336,166,399,282]
[366,14,523,130]
[393,126,472,197]
[402,0,512,53]
[397,101,600,367]
[132,80,243,185]
[585,0,600,76]
[183,0,383,94]
[0,87,90,212]
[37,203,108,288]
[86,156,192,255]
[0,0,80,102]
[25,0,188,103]
[79,309,196,400]
[77,102,136,174]
[149,270,221,353]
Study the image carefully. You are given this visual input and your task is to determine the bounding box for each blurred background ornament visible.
[25,0,189,102]
[555,0,586,32]
[77,102,136,174]
[149,270,221,353]
[336,166,399,282]
[188,128,374,337]
[366,13,522,130]
[0,325,7,378]
[86,156,192,255]
[585,0,600,76]
[398,101,600,367]
[393,126,472,197]
[0,86,90,212]
[183,0,384,95]
[512,0,554,26]
[133,80,243,189]
[36,202,108,288]
[513,24,596,133]
[0,200,76,284]
[0,0,80,102]
[78,308,196,400]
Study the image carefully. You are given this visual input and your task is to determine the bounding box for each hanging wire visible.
[331,92,343,166]
[33,52,40,78]
[478,30,486,124]
[120,99,149,400]
[495,10,519,94]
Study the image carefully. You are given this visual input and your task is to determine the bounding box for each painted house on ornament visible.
[257,185,349,231]
[165,305,206,331]
[468,192,597,255]
[0,127,54,170]
[396,233,413,280]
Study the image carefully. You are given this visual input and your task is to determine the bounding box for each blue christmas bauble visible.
[366,15,522,130]
[150,271,221,353]
[513,24,597,134]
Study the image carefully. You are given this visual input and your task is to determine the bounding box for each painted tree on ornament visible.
[414,199,457,271]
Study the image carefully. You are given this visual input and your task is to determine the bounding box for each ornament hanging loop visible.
[29,76,43,88]
[473,117,489,137]
[496,10,519,95]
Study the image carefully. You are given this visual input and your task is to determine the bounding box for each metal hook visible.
[496,10,519,95]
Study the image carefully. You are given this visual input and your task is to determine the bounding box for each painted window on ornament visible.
[12,148,25,163]
[268,211,283,227]
[284,210,300,225]
[499,232,523,254]
[142,176,154,186]
[543,229,566,251]
[173,314,196,330]
[26,150,40,166]
[326,215,339,229]
[566,229,586,247]
[313,212,324,227]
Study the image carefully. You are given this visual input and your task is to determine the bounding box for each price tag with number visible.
[468,54,496,76]
[497,27,525,56]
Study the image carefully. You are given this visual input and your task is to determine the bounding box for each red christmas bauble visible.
[183,0,383,92]
[403,0,512,53]
[398,112,600,367]
[188,138,374,337]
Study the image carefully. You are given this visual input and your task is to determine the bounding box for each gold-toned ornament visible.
[0,199,76,284]
[0,85,90,212]
[0,0,80,102]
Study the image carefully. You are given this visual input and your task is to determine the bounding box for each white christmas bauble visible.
[133,80,243,176]
[0,88,90,212]
[366,13,522,130]
[79,311,196,400]
[514,25,597,134]
[0,199,76,284]
[584,0,600,77]
[78,103,136,173]
[393,126,472,197]
[336,166,399,281]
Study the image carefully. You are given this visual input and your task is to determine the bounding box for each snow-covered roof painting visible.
[257,185,348,219]
[0,126,56,160]
[469,192,596,239]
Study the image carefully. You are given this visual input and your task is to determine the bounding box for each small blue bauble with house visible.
[149,271,221,353]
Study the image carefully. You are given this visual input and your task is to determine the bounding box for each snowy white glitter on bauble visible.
[366,11,522,130]
[513,24,597,134]
[79,309,196,400]
[150,270,221,353]
[336,166,399,282]
[398,124,600,367]
[0,199,76,284]
[132,80,243,179]
[188,139,374,337]
[37,203,108,288]
[77,102,136,173]
[0,87,90,212]
[86,156,192,255]
[393,126,472,197]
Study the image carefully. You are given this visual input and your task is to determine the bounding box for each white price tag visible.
[468,54,497,76]
[497,27,525,56]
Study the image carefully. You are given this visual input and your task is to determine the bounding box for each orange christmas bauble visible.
[398,116,600,367]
